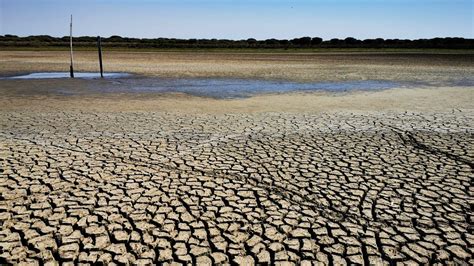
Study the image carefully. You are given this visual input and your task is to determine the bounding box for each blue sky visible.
[0,0,472,40]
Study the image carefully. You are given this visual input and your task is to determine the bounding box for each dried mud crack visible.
[1,111,473,265]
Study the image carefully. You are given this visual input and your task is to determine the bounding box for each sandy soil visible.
[0,85,473,114]
[0,51,473,264]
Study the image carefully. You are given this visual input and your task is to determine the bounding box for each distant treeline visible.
[1,35,473,49]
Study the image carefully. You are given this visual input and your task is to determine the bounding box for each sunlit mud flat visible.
[1,51,473,85]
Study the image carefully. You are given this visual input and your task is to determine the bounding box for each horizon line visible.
[2,34,472,42]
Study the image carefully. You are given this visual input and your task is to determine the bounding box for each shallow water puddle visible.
[5,72,130,79]
[115,77,405,98]
[0,72,426,98]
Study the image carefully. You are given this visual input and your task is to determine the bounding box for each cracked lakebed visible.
[0,70,473,264]
[1,110,473,264]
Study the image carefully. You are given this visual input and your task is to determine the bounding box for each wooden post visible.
[97,36,104,78]
[69,15,74,78]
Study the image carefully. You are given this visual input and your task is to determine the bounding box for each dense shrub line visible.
[1,35,472,49]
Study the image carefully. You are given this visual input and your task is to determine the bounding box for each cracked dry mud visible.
[1,110,473,265]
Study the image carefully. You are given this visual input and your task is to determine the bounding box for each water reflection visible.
[5,72,130,79]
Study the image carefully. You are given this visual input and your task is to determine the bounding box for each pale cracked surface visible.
[1,110,473,265]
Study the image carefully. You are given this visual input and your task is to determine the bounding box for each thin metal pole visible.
[69,15,74,78]
[97,36,104,78]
